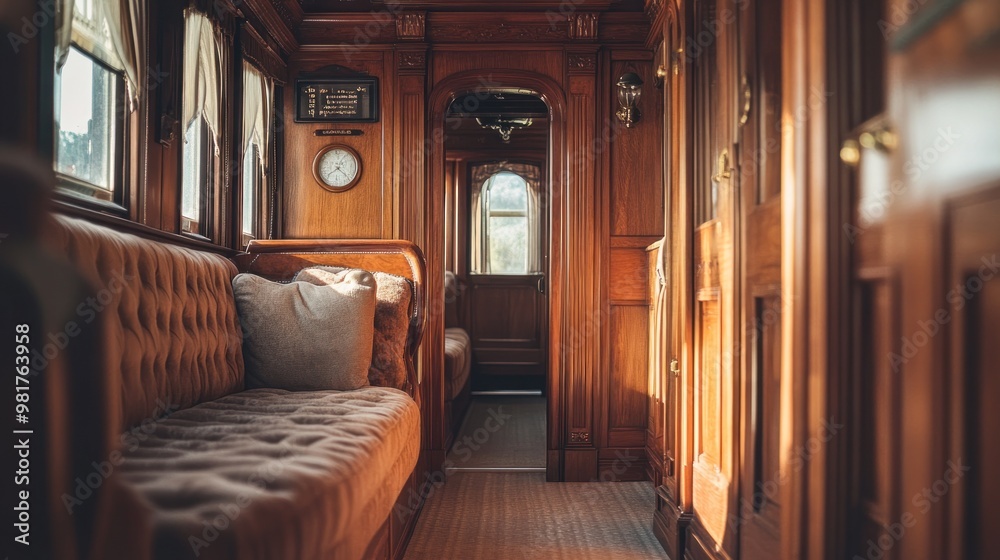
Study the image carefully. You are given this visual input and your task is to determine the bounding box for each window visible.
[55,46,123,198]
[53,0,129,204]
[470,165,543,275]
[240,62,273,245]
[181,10,223,237]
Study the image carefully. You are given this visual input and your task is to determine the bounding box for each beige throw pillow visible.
[232,270,377,391]
[295,266,413,390]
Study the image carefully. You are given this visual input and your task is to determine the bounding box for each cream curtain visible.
[242,62,274,201]
[55,0,144,111]
[182,9,222,152]
[242,63,273,162]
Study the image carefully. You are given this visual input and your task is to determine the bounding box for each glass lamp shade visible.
[616,72,644,127]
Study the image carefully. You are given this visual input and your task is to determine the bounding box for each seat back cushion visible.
[295,266,412,390]
[233,269,377,391]
[43,215,245,431]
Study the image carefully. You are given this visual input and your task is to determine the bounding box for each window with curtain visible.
[470,163,543,275]
[53,0,143,206]
[240,61,273,245]
[181,9,223,236]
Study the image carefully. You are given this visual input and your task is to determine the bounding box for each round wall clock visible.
[312,144,363,192]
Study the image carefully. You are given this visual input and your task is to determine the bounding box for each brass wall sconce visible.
[615,71,643,128]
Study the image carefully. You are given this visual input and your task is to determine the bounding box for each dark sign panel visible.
[295,78,379,123]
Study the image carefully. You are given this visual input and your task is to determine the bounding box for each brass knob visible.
[713,149,732,182]
[670,359,680,377]
[840,139,861,167]
[656,66,668,79]
[859,128,898,152]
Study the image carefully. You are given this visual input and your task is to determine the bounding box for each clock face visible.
[314,146,361,191]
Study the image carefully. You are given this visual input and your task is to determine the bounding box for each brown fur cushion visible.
[295,266,413,390]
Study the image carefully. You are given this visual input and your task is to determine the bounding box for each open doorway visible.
[441,91,549,473]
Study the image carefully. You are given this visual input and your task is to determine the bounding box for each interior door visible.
[467,164,548,391]
[687,0,740,556]
[735,0,784,556]
[842,1,1000,558]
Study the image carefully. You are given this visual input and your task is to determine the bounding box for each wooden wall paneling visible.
[686,0,741,556]
[652,2,695,558]
[735,0,784,556]
[395,44,427,243]
[647,239,665,483]
[282,48,393,239]
[881,4,1000,558]
[564,47,603,481]
[609,54,664,237]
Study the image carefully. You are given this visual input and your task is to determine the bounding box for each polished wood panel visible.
[609,248,651,303]
[610,59,664,237]
[468,275,547,379]
[282,50,393,239]
[609,306,650,430]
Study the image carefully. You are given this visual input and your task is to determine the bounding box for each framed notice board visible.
[295,77,380,123]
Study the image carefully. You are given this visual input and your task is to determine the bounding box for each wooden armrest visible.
[232,240,426,406]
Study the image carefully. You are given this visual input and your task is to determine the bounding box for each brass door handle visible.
[670,359,680,378]
[713,149,732,182]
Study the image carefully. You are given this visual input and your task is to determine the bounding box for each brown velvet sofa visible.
[27,214,426,560]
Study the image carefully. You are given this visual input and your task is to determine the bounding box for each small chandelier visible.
[615,71,644,128]
[476,116,533,143]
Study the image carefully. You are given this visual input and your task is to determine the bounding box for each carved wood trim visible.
[397,49,428,71]
[568,52,598,73]
[395,12,427,40]
[568,13,599,40]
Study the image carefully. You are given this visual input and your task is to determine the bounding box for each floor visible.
[403,396,667,560]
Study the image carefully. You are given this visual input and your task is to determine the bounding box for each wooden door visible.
[839,1,1000,558]
[687,0,741,557]
[466,165,548,391]
[735,0,784,556]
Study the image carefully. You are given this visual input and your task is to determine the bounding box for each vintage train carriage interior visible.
[1,0,999,558]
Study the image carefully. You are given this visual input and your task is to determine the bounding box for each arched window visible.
[469,162,543,275]
[479,171,530,274]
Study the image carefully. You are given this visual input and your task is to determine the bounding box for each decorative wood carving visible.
[427,14,568,43]
[570,431,591,444]
[395,12,426,40]
[568,13,599,40]
[567,53,597,72]
[397,50,427,70]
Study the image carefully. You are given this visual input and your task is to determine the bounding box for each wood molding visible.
[428,12,569,42]
[568,13,600,40]
[242,0,300,53]
[370,0,622,9]
[568,53,598,73]
[396,12,427,40]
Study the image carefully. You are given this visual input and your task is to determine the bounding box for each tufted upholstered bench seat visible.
[35,214,426,560]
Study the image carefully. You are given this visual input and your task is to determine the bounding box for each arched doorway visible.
[425,70,567,480]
